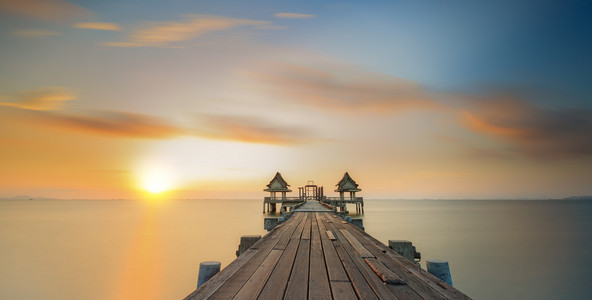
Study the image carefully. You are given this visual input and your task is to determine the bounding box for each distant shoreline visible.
[2,197,591,201]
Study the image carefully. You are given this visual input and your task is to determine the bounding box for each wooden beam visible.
[284,239,311,299]
[326,231,336,241]
[339,229,374,259]
[364,257,406,285]
[257,239,300,299]
[233,249,283,299]
[309,213,332,300]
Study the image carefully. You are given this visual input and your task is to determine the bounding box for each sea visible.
[1,199,591,300]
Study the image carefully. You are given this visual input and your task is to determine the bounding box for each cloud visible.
[249,61,592,156]
[193,114,317,145]
[102,15,270,47]
[0,0,91,22]
[11,29,61,37]
[274,13,316,19]
[461,97,592,157]
[74,22,121,31]
[0,87,76,111]
[249,63,440,113]
[38,111,184,139]
[2,105,315,144]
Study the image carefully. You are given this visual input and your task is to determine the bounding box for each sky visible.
[0,0,591,199]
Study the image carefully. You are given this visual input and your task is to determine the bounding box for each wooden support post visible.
[351,219,364,230]
[426,259,453,286]
[388,240,416,263]
[236,235,261,257]
[264,218,279,231]
[197,261,221,288]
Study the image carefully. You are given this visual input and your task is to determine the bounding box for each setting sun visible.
[139,165,175,194]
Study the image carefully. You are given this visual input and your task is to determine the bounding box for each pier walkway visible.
[184,202,470,299]
[293,200,333,212]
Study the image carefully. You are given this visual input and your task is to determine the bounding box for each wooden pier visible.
[184,201,471,299]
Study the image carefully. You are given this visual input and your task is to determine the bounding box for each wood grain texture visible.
[186,209,472,300]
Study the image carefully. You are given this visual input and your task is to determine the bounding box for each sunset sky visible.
[1,0,590,199]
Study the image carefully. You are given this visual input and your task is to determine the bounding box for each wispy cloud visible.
[193,114,317,145]
[249,61,592,157]
[102,15,270,48]
[274,13,316,19]
[461,97,592,157]
[11,29,61,37]
[0,87,76,111]
[2,103,315,144]
[74,22,121,31]
[39,111,184,139]
[0,0,91,22]
[249,62,440,113]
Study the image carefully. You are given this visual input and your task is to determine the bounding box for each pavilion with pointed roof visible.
[264,172,291,194]
[335,172,361,193]
[263,172,292,213]
[334,172,364,213]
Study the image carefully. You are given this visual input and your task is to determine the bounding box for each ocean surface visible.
[1,199,591,299]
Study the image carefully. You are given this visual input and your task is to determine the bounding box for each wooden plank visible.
[324,216,398,300]
[184,248,258,300]
[309,213,332,300]
[330,220,423,299]
[233,249,283,300]
[333,240,379,299]
[359,241,447,299]
[301,213,311,240]
[365,257,406,285]
[326,231,336,240]
[340,229,374,259]
[275,213,304,250]
[257,239,300,300]
[291,213,307,240]
[284,239,311,299]
[350,228,470,299]
[316,213,350,282]
[209,219,294,299]
[329,281,358,300]
[188,220,290,300]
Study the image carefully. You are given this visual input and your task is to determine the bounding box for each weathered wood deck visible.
[185,202,471,299]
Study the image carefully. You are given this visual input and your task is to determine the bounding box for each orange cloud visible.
[74,22,121,31]
[250,63,440,113]
[0,0,91,22]
[250,61,592,157]
[0,87,76,111]
[274,13,316,19]
[2,107,316,145]
[461,97,592,157]
[11,29,61,37]
[38,111,185,139]
[461,111,529,137]
[193,114,317,145]
[103,15,269,47]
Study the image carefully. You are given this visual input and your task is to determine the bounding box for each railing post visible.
[197,261,221,288]
[426,259,453,286]
[236,235,261,257]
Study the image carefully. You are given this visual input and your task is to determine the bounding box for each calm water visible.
[1,199,591,299]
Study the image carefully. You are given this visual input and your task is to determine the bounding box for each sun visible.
[140,165,175,194]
